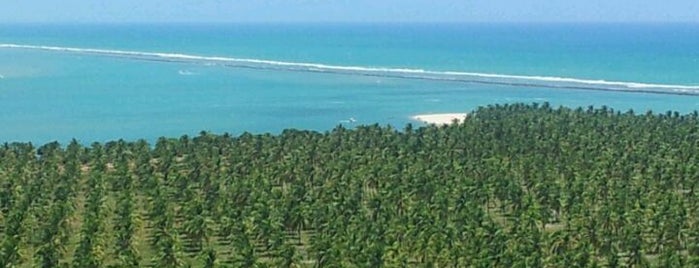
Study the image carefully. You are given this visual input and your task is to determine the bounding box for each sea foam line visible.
[2,43,699,95]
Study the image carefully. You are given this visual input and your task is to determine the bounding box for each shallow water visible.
[1,23,698,144]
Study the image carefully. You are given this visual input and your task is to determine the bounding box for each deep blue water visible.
[1,23,699,144]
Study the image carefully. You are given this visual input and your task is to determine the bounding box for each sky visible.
[1,0,698,23]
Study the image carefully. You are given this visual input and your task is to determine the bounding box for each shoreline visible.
[412,113,467,125]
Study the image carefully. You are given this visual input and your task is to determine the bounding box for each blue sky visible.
[2,0,698,23]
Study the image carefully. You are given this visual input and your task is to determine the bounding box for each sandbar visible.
[412,113,467,125]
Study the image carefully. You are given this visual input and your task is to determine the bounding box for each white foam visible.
[178,70,196,76]
[2,43,699,95]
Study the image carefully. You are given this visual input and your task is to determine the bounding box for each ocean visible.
[1,23,699,144]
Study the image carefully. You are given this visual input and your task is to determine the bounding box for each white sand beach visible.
[412,113,467,125]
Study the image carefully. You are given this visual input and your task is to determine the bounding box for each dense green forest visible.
[1,103,699,267]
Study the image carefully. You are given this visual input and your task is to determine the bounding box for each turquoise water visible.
[1,23,699,144]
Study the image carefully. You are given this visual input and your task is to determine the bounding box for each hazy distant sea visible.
[1,23,698,144]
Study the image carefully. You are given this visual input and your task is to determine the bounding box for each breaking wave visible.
[2,43,699,95]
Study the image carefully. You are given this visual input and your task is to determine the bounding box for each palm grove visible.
[0,103,698,267]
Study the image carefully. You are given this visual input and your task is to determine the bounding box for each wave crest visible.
[2,43,699,95]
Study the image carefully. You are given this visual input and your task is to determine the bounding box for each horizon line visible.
[1,21,699,26]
